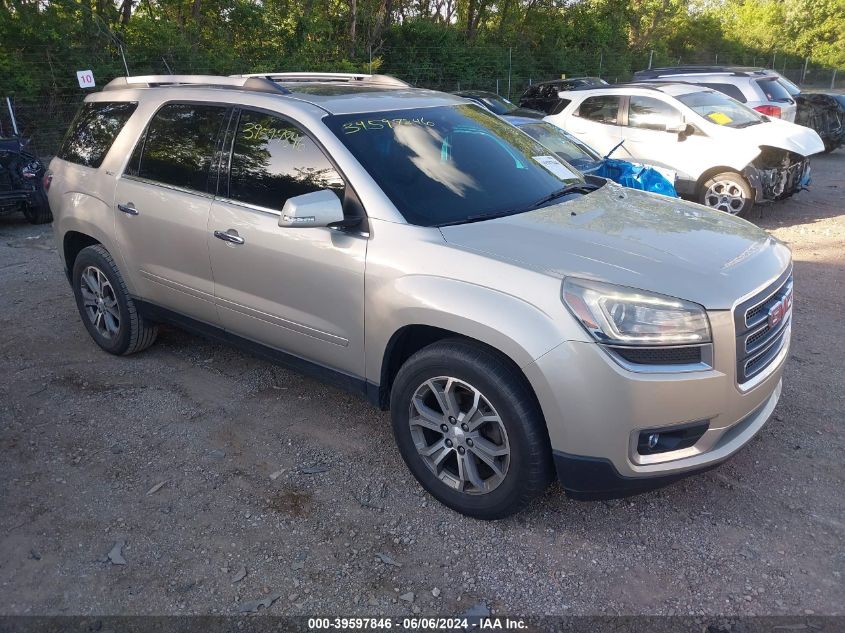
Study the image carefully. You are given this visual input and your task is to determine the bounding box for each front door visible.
[113,102,230,324]
[618,95,715,187]
[208,108,367,377]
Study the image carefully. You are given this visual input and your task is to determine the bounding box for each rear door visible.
[565,95,624,155]
[208,108,367,377]
[114,102,230,324]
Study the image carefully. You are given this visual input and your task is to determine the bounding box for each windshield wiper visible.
[527,182,600,209]
[436,208,527,227]
[735,120,762,128]
[436,183,599,228]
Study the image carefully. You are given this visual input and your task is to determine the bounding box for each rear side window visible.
[58,102,137,168]
[699,83,747,103]
[227,110,344,211]
[757,79,792,102]
[577,96,621,124]
[127,103,228,192]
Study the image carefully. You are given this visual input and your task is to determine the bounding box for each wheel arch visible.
[63,231,102,282]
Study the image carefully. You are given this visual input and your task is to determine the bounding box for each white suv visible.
[633,66,799,122]
[546,82,824,215]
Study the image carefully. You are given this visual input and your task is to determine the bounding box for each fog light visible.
[637,421,709,455]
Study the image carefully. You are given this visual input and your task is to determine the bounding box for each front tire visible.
[72,245,158,355]
[390,339,553,520]
[698,171,754,216]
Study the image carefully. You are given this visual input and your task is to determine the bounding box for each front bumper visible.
[524,309,789,499]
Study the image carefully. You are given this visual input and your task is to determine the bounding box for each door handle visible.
[214,229,245,245]
[117,202,139,216]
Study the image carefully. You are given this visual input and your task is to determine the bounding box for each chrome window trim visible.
[120,174,214,199]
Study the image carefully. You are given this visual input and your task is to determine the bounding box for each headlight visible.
[562,278,711,346]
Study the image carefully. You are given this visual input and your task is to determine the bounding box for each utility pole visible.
[507,47,512,100]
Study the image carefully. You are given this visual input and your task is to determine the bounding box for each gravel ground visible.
[0,152,843,617]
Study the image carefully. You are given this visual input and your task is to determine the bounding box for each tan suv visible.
[47,73,793,519]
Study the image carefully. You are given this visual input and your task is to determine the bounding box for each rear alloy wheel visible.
[699,172,753,216]
[72,245,158,355]
[391,339,553,519]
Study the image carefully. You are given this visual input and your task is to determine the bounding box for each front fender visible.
[365,274,571,383]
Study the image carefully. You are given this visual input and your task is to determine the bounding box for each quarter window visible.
[627,96,683,131]
[58,102,137,168]
[577,96,621,124]
[127,103,228,193]
[227,110,344,211]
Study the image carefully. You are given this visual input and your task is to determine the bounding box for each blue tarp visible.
[580,158,679,197]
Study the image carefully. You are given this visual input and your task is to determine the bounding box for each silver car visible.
[47,73,793,519]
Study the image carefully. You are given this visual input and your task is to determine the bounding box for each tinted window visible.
[627,96,683,131]
[757,78,792,102]
[577,96,620,124]
[699,83,747,103]
[130,103,228,192]
[325,105,584,227]
[228,110,344,211]
[58,102,137,168]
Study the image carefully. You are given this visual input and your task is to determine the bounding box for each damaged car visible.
[544,82,824,215]
[0,135,52,224]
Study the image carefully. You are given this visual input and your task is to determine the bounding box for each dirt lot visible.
[0,152,843,617]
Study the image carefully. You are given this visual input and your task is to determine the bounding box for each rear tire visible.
[23,188,52,224]
[72,245,158,355]
[698,171,753,216]
[390,339,554,520]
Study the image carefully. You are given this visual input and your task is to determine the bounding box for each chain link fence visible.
[4,45,843,160]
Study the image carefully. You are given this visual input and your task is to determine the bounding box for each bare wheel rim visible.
[408,376,510,495]
[704,180,746,214]
[80,265,120,339]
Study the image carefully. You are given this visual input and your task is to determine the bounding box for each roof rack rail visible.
[234,72,411,88]
[633,65,768,79]
[103,75,291,95]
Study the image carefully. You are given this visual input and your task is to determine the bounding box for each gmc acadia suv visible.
[47,72,793,519]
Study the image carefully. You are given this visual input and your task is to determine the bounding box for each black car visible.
[0,136,52,224]
[518,77,609,114]
[452,90,544,118]
[794,93,844,153]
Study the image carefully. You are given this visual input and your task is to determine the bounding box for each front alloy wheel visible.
[409,377,510,495]
[390,339,553,520]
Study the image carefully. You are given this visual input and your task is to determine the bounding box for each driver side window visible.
[227,110,344,211]
[628,96,683,131]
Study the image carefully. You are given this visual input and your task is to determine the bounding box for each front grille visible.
[734,268,793,384]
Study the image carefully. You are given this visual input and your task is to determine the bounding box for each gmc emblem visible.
[767,291,793,328]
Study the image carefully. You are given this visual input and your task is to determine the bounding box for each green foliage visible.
[0,0,842,102]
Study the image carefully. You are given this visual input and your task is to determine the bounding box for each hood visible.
[717,118,825,157]
[439,184,791,310]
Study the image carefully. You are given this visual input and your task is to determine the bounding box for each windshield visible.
[325,105,584,226]
[478,94,518,115]
[516,122,599,163]
[677,90,764,128]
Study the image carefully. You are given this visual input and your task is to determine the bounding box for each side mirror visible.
[667,122,695,141]
[278,189,344,228]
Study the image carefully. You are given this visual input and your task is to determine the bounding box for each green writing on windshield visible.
[342,117,435,134]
